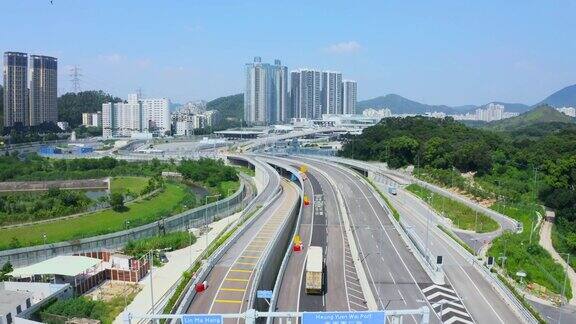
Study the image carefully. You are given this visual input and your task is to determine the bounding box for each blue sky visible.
[2,0,575,105]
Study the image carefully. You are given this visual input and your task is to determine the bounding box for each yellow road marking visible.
[230,269,252,273]
[240,255,260,259]
[244,250,262,253]
[215,299,242,304]
[220,288,246,292]
[236,262,256,266]
[225,278,249,282]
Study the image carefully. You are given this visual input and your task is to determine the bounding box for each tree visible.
[58,90,122,128]
[110,193,125,212]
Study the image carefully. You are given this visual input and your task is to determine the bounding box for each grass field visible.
[0,182,188,250]
[234,166,256,177]
[110,176,149,196]
[406,184,499,233]
[217,180,240,198]
[488,202,571,299]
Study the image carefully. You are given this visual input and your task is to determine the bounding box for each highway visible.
[271,157,368,315]
[378,181,524,323]
[186,178,299,316]
[288,157,441,324]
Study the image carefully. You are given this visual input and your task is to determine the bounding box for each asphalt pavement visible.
[298,157,438,324]
[381,183,524,324]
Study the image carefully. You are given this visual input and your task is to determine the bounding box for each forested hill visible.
[339,116,576,268]
[206,93,243,128]
[340,117,503,174]
[482,105,575,132]
[58,91,123,128]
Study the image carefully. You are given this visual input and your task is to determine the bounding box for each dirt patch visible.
[85,280,141,302]
[448,186,496,207]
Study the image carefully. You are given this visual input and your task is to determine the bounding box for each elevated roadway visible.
[269,157,368,314]
[186,178,299,316]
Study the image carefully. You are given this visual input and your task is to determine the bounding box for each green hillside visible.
[483,105,575,131]
[206,93,243,128]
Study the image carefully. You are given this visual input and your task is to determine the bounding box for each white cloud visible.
[325,41,362,54]
[97,53,124,63]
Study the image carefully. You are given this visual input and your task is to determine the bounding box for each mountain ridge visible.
[357,83,576,115]
[481,105,576,131]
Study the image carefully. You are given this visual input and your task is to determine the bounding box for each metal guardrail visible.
[126,308,432,324]
[317,156,537,324]
[320,160,445,285]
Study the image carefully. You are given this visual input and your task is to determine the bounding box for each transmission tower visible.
[70,65,82,93]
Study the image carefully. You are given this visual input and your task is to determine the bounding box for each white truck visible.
[305,246,324,294]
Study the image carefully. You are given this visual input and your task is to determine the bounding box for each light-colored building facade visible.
[82,111,102,127]
[322,71,342,115]
[363,108,392,118]
[102,94,170,138]
[342,80,357,114]
[291,69,322,120]
[244,57,288,125]
[204,110,220,127]
[557,106,576,117]
[3,52,29,127]
[475,103,504,122]
[141,98,171,134]
[29,55,58,126]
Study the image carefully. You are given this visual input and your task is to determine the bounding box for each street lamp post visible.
[426,195,432,256]
[42,233,47,245]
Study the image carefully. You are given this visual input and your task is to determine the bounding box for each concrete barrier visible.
[173,156,281,315]
[249,159,303,313]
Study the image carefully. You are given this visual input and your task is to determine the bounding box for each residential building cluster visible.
[556,106,576,117]
[102,93,170,138]
[244,57,357,125]
[82,111,103,127]
[3,52,58,127]
[362,108,392,118]
[172,106,221,137]
[451,103,519,122]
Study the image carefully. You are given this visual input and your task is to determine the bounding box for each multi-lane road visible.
[272,157,368,315]
[176,152,531,324]
[374,175,524,323]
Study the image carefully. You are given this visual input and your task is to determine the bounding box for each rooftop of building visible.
[0,290,31,316]
[9,255,101,278]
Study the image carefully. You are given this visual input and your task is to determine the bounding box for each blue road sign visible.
[257,290,273,299]
[302,311,386,324]
[182,315,222,324]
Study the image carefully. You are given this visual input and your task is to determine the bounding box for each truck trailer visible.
[305,246,324,294]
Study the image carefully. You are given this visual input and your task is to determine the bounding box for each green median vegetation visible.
[406,184,499,233]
